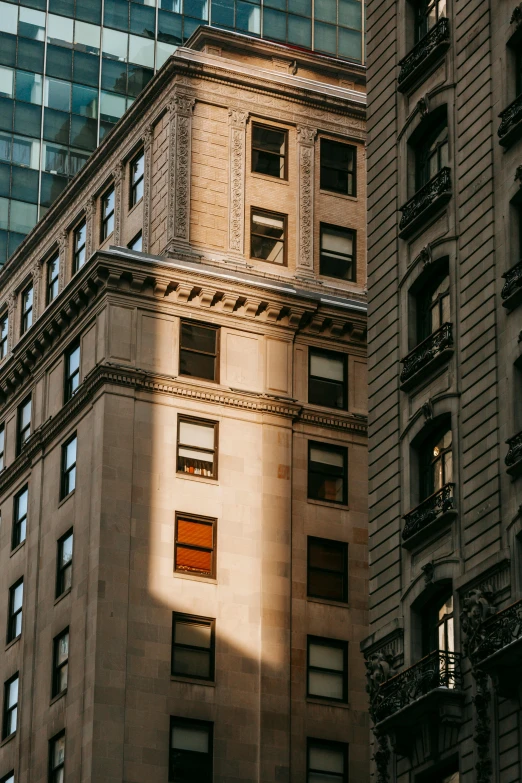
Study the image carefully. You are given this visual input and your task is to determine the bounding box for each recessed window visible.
[47,253,60,304]
[17,395,32,454]
[415,0,447,43]
[101,186,115,240]
[308,537,348,603]
[12,485,28,550]
[56,530,73,598]
[2,674,19,739]
[52,628,69,698]
[128,231,142,251]
[0,771,14,783]
[320,138,356,196]
[417,270,450,343]
[130,150,144,206]
[64,341,80,402]
[61,435,77,499]
[420,426,452,500]
[250,208,286,265]
[308,441,347,505]
[307,739,348,783]
[171,613,215,681]
[73,220,86,272]
[309,348,347,410]
[177,417,217,478]
[0,424,5,471]
[415,117,448,191]
[320,224,356,281]
[175,514,216,578]
[179,322,219,383]
[169,717,213,783]
[49,732,66,783]
[251,124,287,179]
[307,636,348,701]
[0,311,8,359]
[422,592,454,658]
[20,283,33,334]
[7,579,23,643]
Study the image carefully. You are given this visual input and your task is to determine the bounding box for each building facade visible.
[0,29,369,783]
[364,1,522,782]
[0,0,366,266]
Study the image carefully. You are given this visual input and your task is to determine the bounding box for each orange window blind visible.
[176,518,214,576]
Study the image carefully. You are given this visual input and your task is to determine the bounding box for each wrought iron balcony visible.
[402,483,456,546]
[399,167,452,239]
[469,598,522,667]
[501,260,522,310]
[398,18,450,93]
[400,323,453,389]
[506,431,522,477]
[498,93,522,148]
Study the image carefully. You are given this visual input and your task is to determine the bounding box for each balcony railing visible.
[372,650,462,725]
[400,323,453,387]
[498,93,522,148]
[470,598,522,667]
[402,483,455,543]
[399,167,452,238]
[506,431,522,475]
[501,260,522,309]
[398,18,450,93]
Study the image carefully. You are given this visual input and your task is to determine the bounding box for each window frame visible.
[49,731,66,783]
[129,149,144,208]
[319,223,356,282]
[2,673,19,740]
[16,394,32,455]
[128,231,142,251]
[0,310,8,359]
[307,635,348,703]
[171,612,216,682]
[0,772,14,783]
[414,0,447,44]
[415,117,449,192]
[60,434,77,500]
[250,207,288,266]
[320,137,357,197]
[307,536,348,603]
[169,716,213,783]
[73,219,87,273]
[307,737,349,783]
[20,282,34,335]
[56,529,73,598]
[46,252,60,305]
[179,321,220,384]
[174,512,216,579]
[419,426,452,500]
[251,122,288,180]
[12,484,28,550]
[307,440,348,506]
[308,347,348,411]
[0,423,5,471]
[64,340,80,403]
[51,628,69,699]
[7,578,23,644]
[101,185,115,241]
[176,415,218,480]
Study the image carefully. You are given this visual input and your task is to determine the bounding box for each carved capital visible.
[417,95,429,118]
[296,124,317,146]
[173,94,196,117]
[460,587,496,661]
[511,3,522,25]
[228,108,249,128]
[142,124,154,149]
[515,165,522,184]
[112,161,125,186]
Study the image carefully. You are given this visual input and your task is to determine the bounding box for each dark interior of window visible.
[251,124,286,178]
[414,0,447,43]
[416,268,450,344]
[308,441,347,505]
[419,423,452,500]
[414,113,448,191]
[179,322,219,382]
[250,208,286,264]
[320,138,356,196]
[319,224,355,281]
[309,348,348,410]
[308,537,348,602]
[170,717,213,783]
[421,589,454,656]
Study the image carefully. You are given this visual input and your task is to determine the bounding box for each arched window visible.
[417,268,450,344]
[416,118,449,190]
[419,426,452,500]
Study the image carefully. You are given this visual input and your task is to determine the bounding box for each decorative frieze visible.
[296,125,317,277]
[498,94,522,148]
[167,94,196,248]
[228,108,249,257]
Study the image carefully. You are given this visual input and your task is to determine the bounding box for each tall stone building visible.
[364,1,522,782]
[0,28,369,783]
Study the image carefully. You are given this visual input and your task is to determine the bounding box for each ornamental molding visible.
[112,161,125,246]
[58,230,68,292]
[85,196,96,258]
[167,94,196,247]
[511,4,522,24]
[296,126,317,276]
[228,109,249,254]
[31,260,41,322]
[515,165,522,183]
[7,293,16,356]
[142,123,154,252]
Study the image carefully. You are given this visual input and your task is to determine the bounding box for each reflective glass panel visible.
[18,7,46,41]
[16,70,43,104]
[128,34,155,66]
[10,199,37,233]
[74,20,101,54]
[102,27,128,60]
[0,67,14,99]
[47,13,74,47]
[0,1,18,35]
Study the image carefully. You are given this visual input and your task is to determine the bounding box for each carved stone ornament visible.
[85,196,96,257]
[511,4,522,24]
[515,165,522,183]
[58,230,68,291]
[460,587,496,661]
[228,109,248,254]
[296,124,317,146]
[296,125,317,274]
[422,399,434,420]
[474,669,493,783]
[422,561,435,583]
[365,651,397,706]
[373,731,391,783]
[142,124,154,252]
[417,96,429,118]
[7,292,15,353]
[31,260,41,322]
[167,95,196,245]
[112,162,125,246]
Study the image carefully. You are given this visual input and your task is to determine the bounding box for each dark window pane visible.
[263,6,286,39]
[69,147,89,176]
[127,64,153,97]
[73,51,100,87]
[24,0,47,9]
[184,0,208,19]
[211,0,234,26]
[48,0,75,15]
[308,443,346,504]
[0,164,9,197]
[252,125,286,178]
[17,38,44,72]
[130,3,156,36]
[0,33,17,68]
[76,0,102,24]
[9,231,25,255]
[11,165,38,202]
[0,229,7,264]
[104,0,130,30]
[46,45,73,79]
[182,15,201,40]
[308,538,347,602]
[14,102,41,136]
[179,351,215,380]
[101,58,127,94]
[0,98,14,132]
[99,120,115,140]
[181,323,217,354]
[265,0,286,9]
[71,83,98,117]
[314,19,336,53]
[43,108,70,144]
[158,10,183,44]
[40,171,67,207]
[288,14,311,46]
[70,115,97,150]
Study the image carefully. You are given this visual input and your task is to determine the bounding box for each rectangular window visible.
[128,231,142,251]
[308,537,348,603]
[169,717,213,783]
[101,186,115,239]
[307,636,348,702]
[130,150,144,206]
[320,224,356,281]
[320,138,356,196]
[12,485,28,550]
[171,613,215,681]
[21,283,33,334]
[250,208,286,265]
[179,322,219,383]
[175,514,216,578]
[309,349,347,410]
[7,579,23,643]
[17,395,32,454]
[56,530,73,597]
[73,220,86,272]
[308,441,347,505]
[0,772,14,783]
[61,435,77,498]
[47,253,60,304]
[2,674,19,739]
[64,342,80,402]
[177,417,217,478]
[307,738,348,783]
[52,629,69,698]
[0,312,8,359]
[0,424,5,471]
[251,124,287,179]
[49,732,65,783]
[415,0,447,43]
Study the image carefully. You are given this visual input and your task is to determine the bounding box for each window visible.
[7,579,23,643]
[61,435,77,498]
[20,284,33,334]
[12,486,28,549]
[101,186,115,240]
[56,530,73,597]
[309,349,347,410]
[64,342,80,402]
[128,231,142,251]
[171,613,215,681]
[0,424,5,470]
[175,514,216,578]
[308,537,348,602]
[177,417,217,478]
[320,138,356,196]
[2,674,19,739]
[422,592,454,657]
[0,312,8,359]
[130,150,144,206]
[179,322,219,383]
[52,629,69,698]
[307,739,348,783]
[320,224,356,281]
[420,426,452,500]
[308,442,347,505]
[169,717,213,783]
[415,117,448,191]
[417,270,450,343]
[49,732,65,783]
[415,0,447,43]
[251,124,287,179]
[73,220,86,272]
[250,208,286,265]
[307,636,348,701]
[17,395,32,454]
[0,772,14,783]
[47,253,60,304]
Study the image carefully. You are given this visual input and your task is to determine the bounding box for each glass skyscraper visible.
[0,0,364,264]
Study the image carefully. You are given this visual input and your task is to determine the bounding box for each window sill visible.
[319,188,358,202]
[58,489,75,508]
[173,571,217,585]
[176,472,218,486]
[249,256,288,269]
[5,635,21,652]
[50,690,67,706]
[251,171,289,186]
[54,588,72,606]
[10,540,26,558]
[318,272,356,285]
[170,675,216,688]
[307,497,349,511]
[0,732,16,748]
[306,697,350,710]
[307,596,349,609]
[177,373,220,386]
[306,402,349,415]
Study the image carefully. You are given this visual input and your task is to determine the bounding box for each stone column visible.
[167,94,196,249]
[7,292,15,352]
[112,161,125,247]
[228,108,249,260]
[58,229,68,291]
[296,125,317,277]
[31,261,41,322]
[85,196,96,259]
[141,124,154,253]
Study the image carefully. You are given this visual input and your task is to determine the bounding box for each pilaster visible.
[228,108,249,261]
[141,124,154,253]
[167,94,196,251]
[85,196,96,259]
[296,125,317,278]
[112,161,125,247]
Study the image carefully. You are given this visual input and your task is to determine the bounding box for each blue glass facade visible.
[0,0,364,264]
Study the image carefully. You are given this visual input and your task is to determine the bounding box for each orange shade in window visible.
[176,546,212,574]
[177,519,213,548]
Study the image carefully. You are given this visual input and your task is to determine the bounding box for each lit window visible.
[308,442,347,505]
[420,427,452,500]
[177,417,217,478]
[0,311,8,358]
[307,739,348,783]
[308,537,348,603]
[320,138,356,196]
[7,579,23,642]
[64,342,80,402]
[251,124,287,178]
[250,208,286,265]
[130,150,144,206]
[61,435,77,498]
[307,637,348,701]
[169,718,213,783]
[309,349,347,410]
[52,629,69,698]
[175,514,215,577]
[12,485,28,549]
[171,614,214,681]
[56,530,73,597]
[320,224,356,281]
[47,253,60,304]
[21,283,33,334]
[17,395,32,454]
[179,322,219,382]
[49,733,66,783]
[415,0,447,43]
[2,674,19,739]
[73,220,86,272]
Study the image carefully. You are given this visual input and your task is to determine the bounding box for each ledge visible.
[501,259,522,310]
[498,93,522,149]
[400,323,453,390]
[398,18,450,94]
[399,168,452,239]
